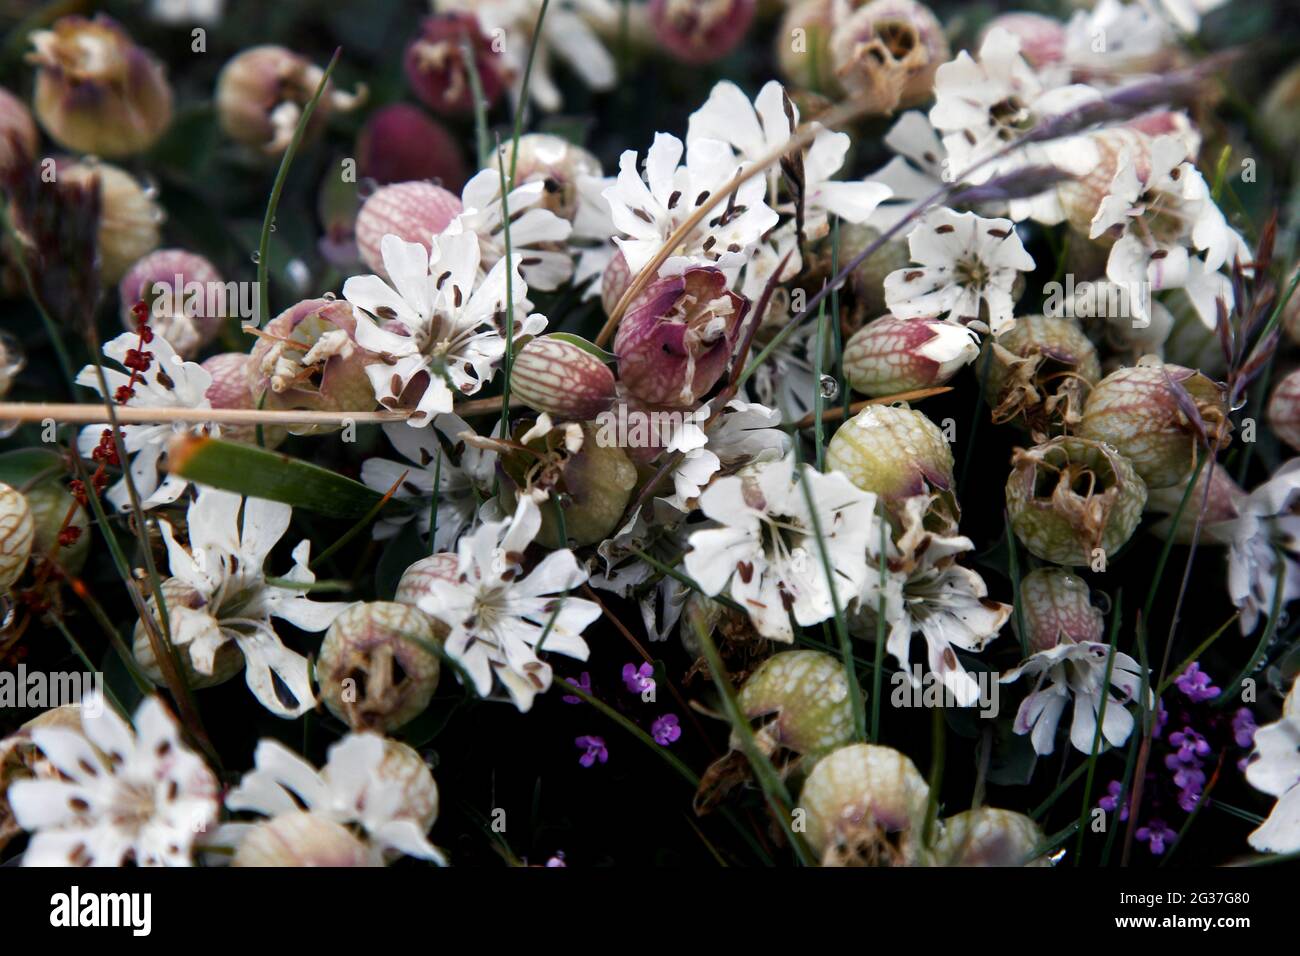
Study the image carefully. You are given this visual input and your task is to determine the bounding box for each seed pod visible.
[1268,367,1300,454]
[216,45,364,157]
[119,249,226,357]
[232,812,377,867]
[825,404,956,527]
[343,739,440,853]
[736,650,856,761]
[1056,127,1152,236]
[1018,568,1103,653]
[828,0,949,115]
[616,266,747,408]
[843,316,978,397]
[0,482,35,593]
[1006,436,1147,566]
[356,103,467,191]
[511,335,617,421]
[601,249,634,320]
[27,15,173,158]
[0,86,38,176]
[404,12,509,116]
[492,134,603,222]
[1145,464,1243,545]
[395,553,461,611]
[980,315,1101,437]
[930,807,1050,866]
[836,224,912,328]
[202,352,266,446]
[1079,363,1230,489]
[354,181,463,279]
[133,577,246,688]
[977,14,1065,69]
[23,482,90,578]
[60,161,162,284]
[797,743,930,866]
[648,0,756,65]
[776,0,838,94]
[317,601,443,732]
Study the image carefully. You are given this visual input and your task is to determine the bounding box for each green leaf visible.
[545,331,618,364]
[168,435,408,519]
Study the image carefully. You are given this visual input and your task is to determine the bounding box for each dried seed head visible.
[1018,568,1103,653]
[1079,362,1230,489]
[981,314,1101,438]
[404,12,509,116]
[27,15,172,158]
[929,807,1050,866]
[119,249,226,357]
[60,161,162,284]
[317,601,444,733]
[736,650,856,761]
[0,482,35,594]
[356,103,467,190]
[797,743,930,866]
[232,812,377,867]
[511,334,618,421]
[843,315,979,397]
[1006,436,1147,566]
[828,0,949,114]
[354,181,463,279]
[649,0,756,65]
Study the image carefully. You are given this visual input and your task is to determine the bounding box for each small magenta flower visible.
[622,662,656,696]
[563,672,592,705]
[576,735,608,767]
[1136,819,1177,855]
[1098,780,1129,822]
[652,714,682,746]
[1174,662,1220,702]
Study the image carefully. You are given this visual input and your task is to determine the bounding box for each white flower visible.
[1145,0,1227,34]
[884,207,1036,334]
[659,400,791,511]
[416,496,600,712]
[929,27,1100,184]
[571,172,619,296]
[1001,640,1148,755]
[1244,677,1300,853]
[1226,460,1300,635]
[684,455,881,642]
[76,330,214,511]
[1062,0,1174,82]
[866,111,950,233]
[449,0,617,112]
[603,132,780,277]
[224,733,445,864]
[361,416,482,550]
[861,495,1011,708]
[455,168,574,291]
[344,231,545,427]
[158,487,347,717]
[8,694,218,866]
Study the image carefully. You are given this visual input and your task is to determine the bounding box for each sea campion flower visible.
[454,168,575,291]
[8,694,218,866]
[76,329,214,511]
[149,488,347,717]
[866,110,950,232]
[684,455,882,643]
[415,497,600,712]
[1218,459,1300,634]
[883,207,1035,334]
[1243,677,1300,853]
[344,230,546,427]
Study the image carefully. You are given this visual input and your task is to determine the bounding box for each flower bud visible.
[511,334,617,420]
[828,0,949,115]
[601,249,634,319]
[395,553,461,610]
[356,103,467,191]
[843,316,978,397]
[776,0,838,94]
[202,352,265,446]
[1019,568,1103,653]
[133,577,245,688]
[836,224,912,327]
[825,404,956,524]
[493,134,603,222]
[0,86,38,176]
[978,14,1065,69]
[1268,367,1300,454]
[354,181,463,279]
[355,739,440,845]
[0,482,35,593]
[119,249,226,357]
[981,315,1101,437]
[615,266,746,407]
[930,807,1050,866]
[737,650,855,762]
[232,812,377,867]
[216,45,364,157]
[1079,363,1230,489]
[404,12,509,116]
[27,15,172,158]
[60,161,162,284]
[1005,437,1147,566]
[649,0,756,65]
[248,298,381,437]
[317,601,443,732]
[797,743,930,866]
[23,482,90,578]
[1145,463,1243,545]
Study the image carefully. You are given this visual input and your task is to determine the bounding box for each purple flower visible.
[651,713,682,746]
[562,672,591,705]
[575,735,608,767]
[545,851,567,867]
[1098,780,1129,821]
[1135,819,1177,855]
[622,662,656,696]
[1152,699,1169,738]
[1168,726,1211,762]
[1232,708,1257,749]
[1174,662,1220,702]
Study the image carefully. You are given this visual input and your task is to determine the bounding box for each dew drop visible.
[322,291,337,302]
[357,177,380,200]
[250,251,261,265]
[819,375,840,400]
